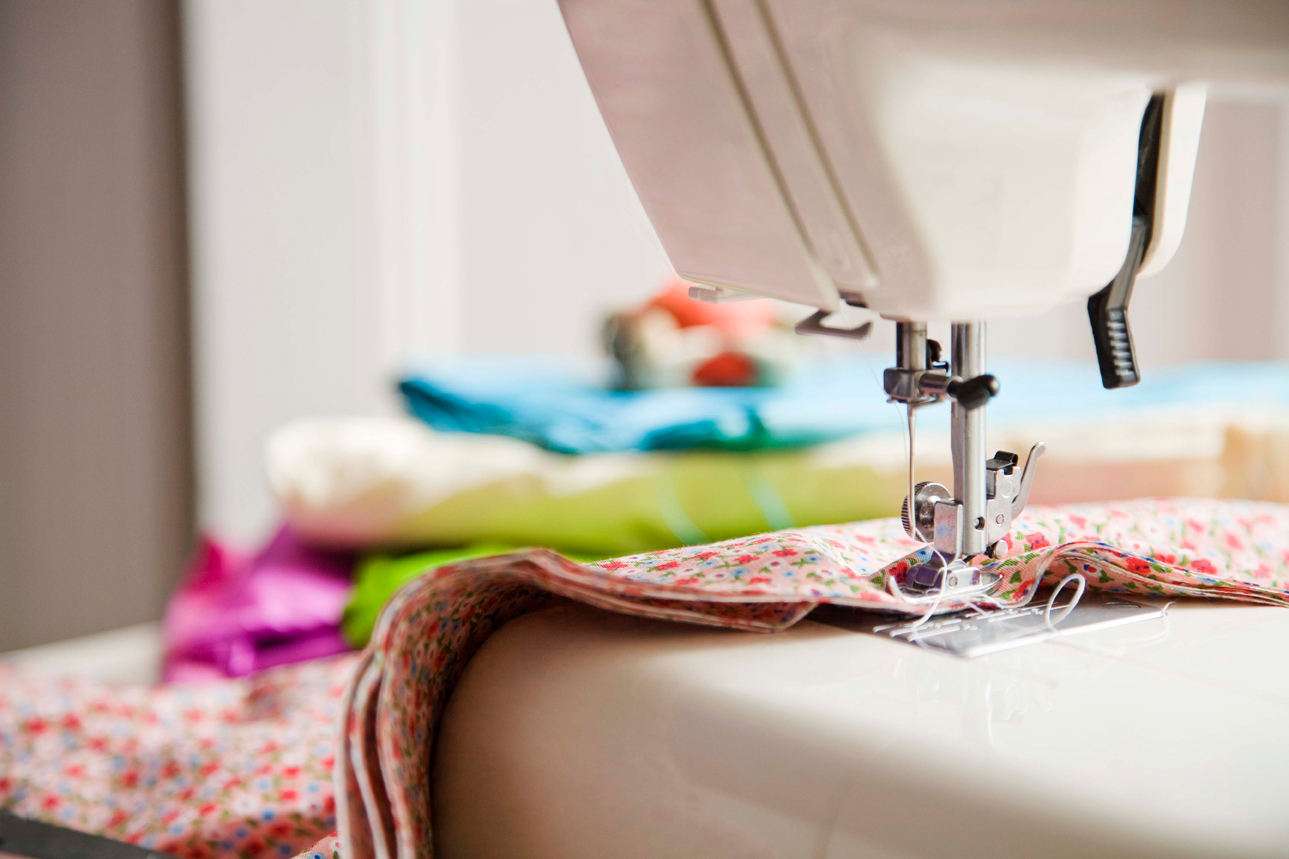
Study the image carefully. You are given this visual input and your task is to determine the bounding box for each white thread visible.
[887,561,1091,645]
[1073,603,1174,656]
[1043,572,1087,630]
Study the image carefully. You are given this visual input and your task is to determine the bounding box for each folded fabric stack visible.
[165,354,1289,674]
[294,358,1289,549]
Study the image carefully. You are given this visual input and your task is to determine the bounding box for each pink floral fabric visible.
[5,499,1288,859]
[339,498,1289,859]
[0,654,357,859]
[600,498,1289,610]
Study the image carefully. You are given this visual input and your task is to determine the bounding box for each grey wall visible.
[0,0,193,650]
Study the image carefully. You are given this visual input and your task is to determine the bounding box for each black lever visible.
[946,374,998,410]
[1088,93,1164,389]
[1089,215,1149,388]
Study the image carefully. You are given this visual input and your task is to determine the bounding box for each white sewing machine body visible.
[558,0,1289,320]
[427,3,1289,856]
[561,0,1289,563]
[435,600,1289,858]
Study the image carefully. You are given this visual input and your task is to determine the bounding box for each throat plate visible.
[813,592,1168,658]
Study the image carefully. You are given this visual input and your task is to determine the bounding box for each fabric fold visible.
[334,498,1289,859]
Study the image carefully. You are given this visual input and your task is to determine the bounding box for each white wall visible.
[185,0,387,543]
[454,0,671,353]
[184,0,1288,544]
[184,0,669,543]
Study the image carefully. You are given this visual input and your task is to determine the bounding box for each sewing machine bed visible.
[432,599,1289,859]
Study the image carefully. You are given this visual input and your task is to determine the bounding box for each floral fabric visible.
[340,498,1289,859]
[5,499,1288,859]
[0,654,358,859]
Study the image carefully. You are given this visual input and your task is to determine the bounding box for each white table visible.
[1,623,161,685]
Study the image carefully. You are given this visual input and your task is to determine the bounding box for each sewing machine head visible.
[557,0,1289,571]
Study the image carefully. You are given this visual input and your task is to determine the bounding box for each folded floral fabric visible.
[0,654,359,859]
[164,528,357,682]
[341,545,603,648]
[6,500,1286,859]
[333,498,1289,859]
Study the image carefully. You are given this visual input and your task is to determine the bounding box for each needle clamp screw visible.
[945,374,999,411]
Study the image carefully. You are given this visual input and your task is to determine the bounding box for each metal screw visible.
[995,514,1005,525]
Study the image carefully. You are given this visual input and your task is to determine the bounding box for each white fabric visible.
[264,411,1287,552]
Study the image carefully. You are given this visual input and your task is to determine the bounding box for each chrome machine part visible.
[856,591,1169,658]
[882,322,940,406]
[952,322,988,557]
[795,314,1044,565]
[884,320,1043,562]
[900,480,949,544]
[885,322,942,542]
[985,442,1047,547]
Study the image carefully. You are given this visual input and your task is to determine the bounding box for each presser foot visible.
[901,441,1048,560]
[894,555,1002,604]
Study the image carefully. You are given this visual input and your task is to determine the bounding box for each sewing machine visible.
[557,0,1287,575]
[427,4,1289,857]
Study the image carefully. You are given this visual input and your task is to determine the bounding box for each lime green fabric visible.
[342,544,603,647]
[270,416,918,556]
[385,449,907,555]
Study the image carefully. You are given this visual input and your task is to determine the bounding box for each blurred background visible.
[3,0,1289,651]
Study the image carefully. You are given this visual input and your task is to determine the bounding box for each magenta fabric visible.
[163,527,357,682]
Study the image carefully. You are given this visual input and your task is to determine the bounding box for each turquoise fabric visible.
[400,356,1289,454]
[399,356,901,454]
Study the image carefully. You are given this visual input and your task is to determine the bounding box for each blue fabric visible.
[399,356,1289,454]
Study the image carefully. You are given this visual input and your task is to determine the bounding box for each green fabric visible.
[387,449,905,556]
[342,544,603,647]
